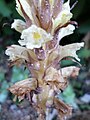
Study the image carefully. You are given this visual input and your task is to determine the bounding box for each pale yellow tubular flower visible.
[15,0,24,18]
[61,66,80,78]
[59,42,84,61]
[18,25,53,49]
[5,45,29,61]
[53,0,72,31]
[58,24,75,40]
[18,0,33,22]
[11,19,26,33]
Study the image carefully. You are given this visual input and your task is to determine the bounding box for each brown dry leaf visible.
[44,67,64,82]
[8,78,37,101]
[54,97,72,120]
[44,67,67,90]
[5,45,38,66]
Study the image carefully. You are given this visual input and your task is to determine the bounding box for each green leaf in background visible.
[0,0,11,17]
[0,81,9,103]
[62,85,78,109]
[11,66,29,83]
[60,59,79,68]
[0,65,29,103]
[78,48,90,58]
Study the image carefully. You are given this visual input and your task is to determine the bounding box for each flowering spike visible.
[5,0,84,119]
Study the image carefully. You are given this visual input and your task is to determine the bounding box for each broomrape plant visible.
[5,0,84,119]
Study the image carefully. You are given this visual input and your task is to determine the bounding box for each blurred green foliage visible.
[0,0,21,52]
[59,84,78,109]
[0,66,29,103]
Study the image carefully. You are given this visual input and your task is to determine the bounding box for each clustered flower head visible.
[5,0,84,119]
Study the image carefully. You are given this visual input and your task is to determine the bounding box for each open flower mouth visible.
[18,25,53,49]
[33,32,42,41]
